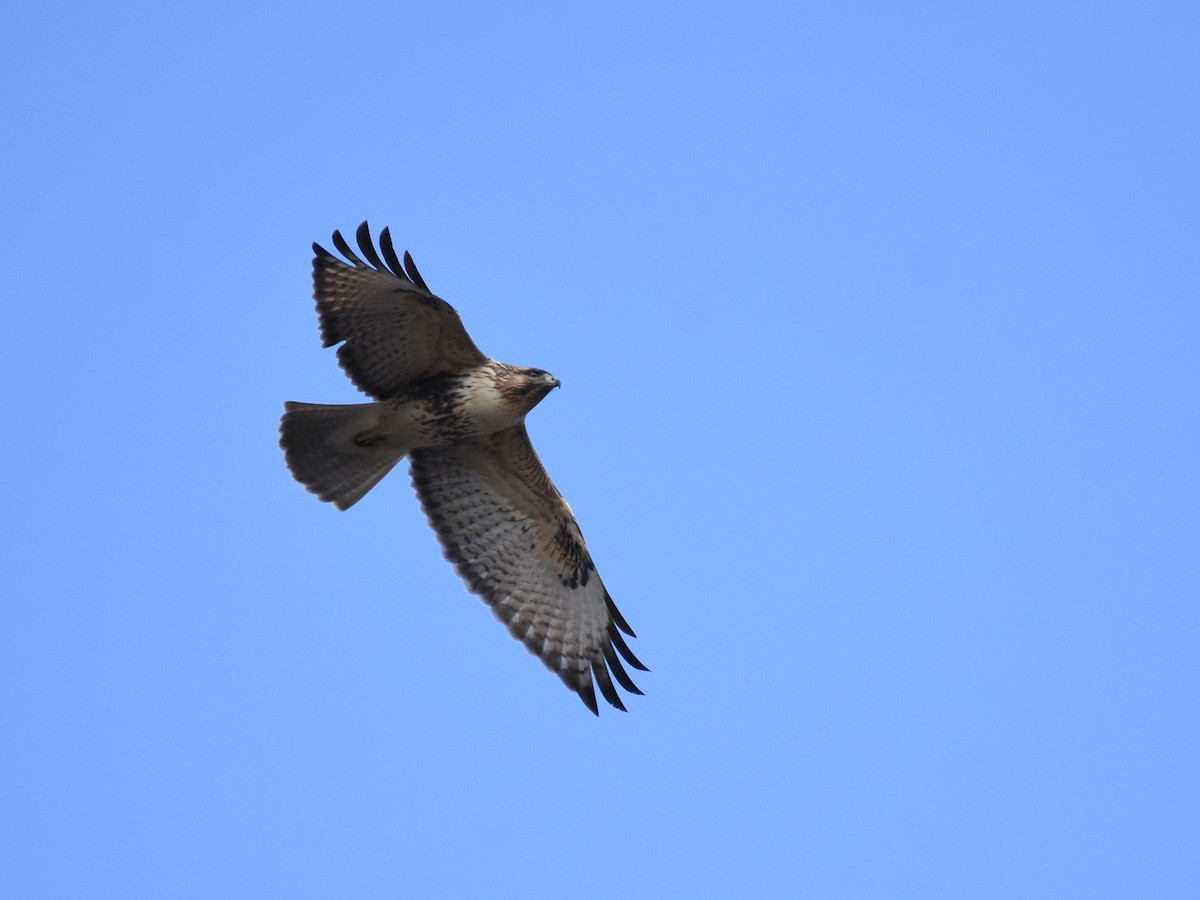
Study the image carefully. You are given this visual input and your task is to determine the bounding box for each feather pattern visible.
[312,223,487,399]
[410,426,646,714]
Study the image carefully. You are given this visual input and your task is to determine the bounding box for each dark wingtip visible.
[577,678,600,716]
[593,657,629,712]
[603,640,644,696]
[609,622,649,672]
[402,250,432,293]
[331,228,364,266]
[605,591,638,637]
[323,223,429,291]
[378,227,408,279]
[355,221,388,270]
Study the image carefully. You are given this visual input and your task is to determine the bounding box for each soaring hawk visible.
[279,223,647,714]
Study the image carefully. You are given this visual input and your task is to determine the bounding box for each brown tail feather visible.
[279,401,406,510]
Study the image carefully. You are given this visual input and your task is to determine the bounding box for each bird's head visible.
[510,366,560,410]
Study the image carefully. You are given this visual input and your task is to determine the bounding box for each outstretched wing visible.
[312,221,489,399]
[409,425,647,714]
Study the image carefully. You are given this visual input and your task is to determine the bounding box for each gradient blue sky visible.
[4,2,1198,897]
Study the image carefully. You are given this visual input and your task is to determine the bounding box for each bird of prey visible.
[279,223,647,714]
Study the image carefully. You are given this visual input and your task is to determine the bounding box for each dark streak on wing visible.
[553,525,593,589]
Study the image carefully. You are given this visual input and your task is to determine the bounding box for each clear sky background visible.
[4,2,1198,897]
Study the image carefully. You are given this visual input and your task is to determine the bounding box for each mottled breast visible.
[398,364,549,448]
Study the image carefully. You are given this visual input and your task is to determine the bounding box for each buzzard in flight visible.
[279,223,647,714]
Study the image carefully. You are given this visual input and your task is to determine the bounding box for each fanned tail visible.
[279,401,406,510]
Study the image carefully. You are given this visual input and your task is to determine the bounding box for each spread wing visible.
[409,425,647,714]
[312,221,489,399]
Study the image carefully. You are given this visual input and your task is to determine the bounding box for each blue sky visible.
[4,2,1198,897]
